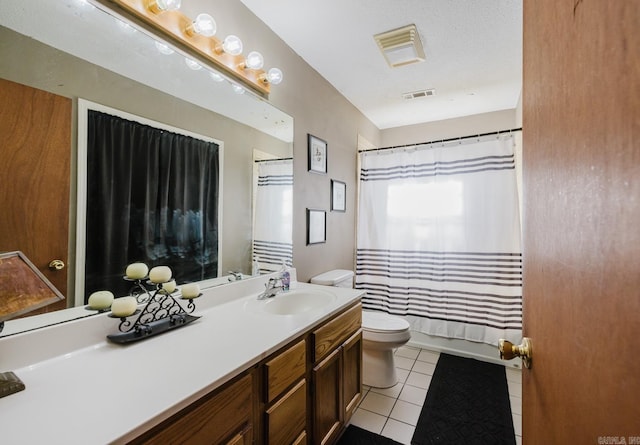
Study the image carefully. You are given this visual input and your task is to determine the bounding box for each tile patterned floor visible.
[348,346,523,445]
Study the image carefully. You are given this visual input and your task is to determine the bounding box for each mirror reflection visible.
[0,0,293,336]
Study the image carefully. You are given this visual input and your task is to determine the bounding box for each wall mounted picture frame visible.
[307,134,327,174]
[331,180,346,212]
[306,208,326,245]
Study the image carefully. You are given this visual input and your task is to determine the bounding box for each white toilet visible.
[310,269,411,388]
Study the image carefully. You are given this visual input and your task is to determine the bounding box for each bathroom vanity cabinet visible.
[128,301,362,445]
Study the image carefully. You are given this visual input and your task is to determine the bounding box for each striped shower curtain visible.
[252,159,293,273]
[356,134,522,345]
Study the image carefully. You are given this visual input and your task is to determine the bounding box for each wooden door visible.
[522,1,640,442]
[0,78,71,312]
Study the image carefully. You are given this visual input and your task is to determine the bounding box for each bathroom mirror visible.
[0,0,293,336]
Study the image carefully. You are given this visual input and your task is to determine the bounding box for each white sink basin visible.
[245,288,337,315]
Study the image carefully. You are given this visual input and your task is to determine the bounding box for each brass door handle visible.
[499,338,532,369]
[48,259,65,271]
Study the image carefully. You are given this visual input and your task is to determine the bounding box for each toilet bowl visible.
[310,269,411,388]
[361,310,411,388]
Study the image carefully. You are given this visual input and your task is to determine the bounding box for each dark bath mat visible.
[412,353,516,445]
[337,425,403,445]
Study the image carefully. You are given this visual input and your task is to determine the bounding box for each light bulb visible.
[155,41,174,55]
[153,0,181,12]
[244,51,264,70]
[190,13,216,37]
[231,84,245,95]
[209,71,224,82]
[267,67,283,85]
[184,57,202,70]
[221,35,243,55]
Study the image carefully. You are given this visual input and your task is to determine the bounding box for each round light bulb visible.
[155,0,181,11]
[267,67,283,85]
[245,51,264,70]
[231,84,245,95]
[222,35,243,55]
[210,71,224,82]
[185,57,202,70]
[154,41,174,55]
[192,13,216,37]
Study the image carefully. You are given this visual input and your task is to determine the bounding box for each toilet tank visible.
[310,269,354,288]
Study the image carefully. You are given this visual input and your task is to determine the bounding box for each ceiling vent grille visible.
[374,24,426,68]
[402,89,436,100]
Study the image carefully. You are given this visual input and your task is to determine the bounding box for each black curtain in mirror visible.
[85,110,219,301]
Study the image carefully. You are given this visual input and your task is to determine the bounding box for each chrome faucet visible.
[228,271,243,282]
[257,277,284,300]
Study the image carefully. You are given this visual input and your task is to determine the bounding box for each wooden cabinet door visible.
[312,347,343,445]
[523,0,640,442]
[0,78,71,312]
[342,329,362,423]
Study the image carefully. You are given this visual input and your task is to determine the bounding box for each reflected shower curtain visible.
[356,135,522,345]
[85,111,219,300]
[252,159,293,273]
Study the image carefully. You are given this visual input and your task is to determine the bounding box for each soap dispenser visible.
[279,261,290,291]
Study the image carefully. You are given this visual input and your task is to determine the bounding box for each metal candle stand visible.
[107,281,201,344]
[123,276,152,304]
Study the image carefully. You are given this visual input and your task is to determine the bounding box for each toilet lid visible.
[362,311,410,333]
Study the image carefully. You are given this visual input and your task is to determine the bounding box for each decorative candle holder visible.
[123,276,152,304]
[106,282,200,344]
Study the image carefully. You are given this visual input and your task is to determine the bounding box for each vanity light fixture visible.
[154,40,174,55]
[90,0,283,97]
[146,0,181,14]
[184,57,202,70]
[242,51,264,70]
[231,83,246,95]
[185,13,216,37]
[218,35,243,56]
[260,67,283,85]
[209,71,224,82]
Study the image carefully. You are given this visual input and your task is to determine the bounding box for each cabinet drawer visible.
[132,372,253,444]
[313,303,362,363]
[264,338,306,403]
[265,379,307,445]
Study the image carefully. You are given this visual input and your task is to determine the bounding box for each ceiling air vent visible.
[402,89,436,100]
[374,24,426,68]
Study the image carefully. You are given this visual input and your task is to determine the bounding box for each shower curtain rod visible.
[358,127,522,153]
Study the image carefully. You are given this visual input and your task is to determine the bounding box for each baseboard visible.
[406,331,521,369]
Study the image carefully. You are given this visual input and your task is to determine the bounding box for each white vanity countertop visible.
[0,279,363,444]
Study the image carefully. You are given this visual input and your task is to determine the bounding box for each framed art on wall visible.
[307,134,327,174]
[306,209,326,245]
[331,179,346,212]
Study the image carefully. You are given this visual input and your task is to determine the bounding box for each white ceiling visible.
[240,0,523,129]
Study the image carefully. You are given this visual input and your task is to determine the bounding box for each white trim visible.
[75,99,224,305]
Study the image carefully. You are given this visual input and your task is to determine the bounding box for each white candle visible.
[149,266,172,283]
[111,296,138,317]
[125,262,149,280]
[87,290,114,310]
[181,283,200,299]
[162,279,176,293]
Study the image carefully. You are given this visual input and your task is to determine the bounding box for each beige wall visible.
[380,109,518,147]
[199,0,382,282]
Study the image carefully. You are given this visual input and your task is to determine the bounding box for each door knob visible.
[48,259,65,271]
[498,338,532,369]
